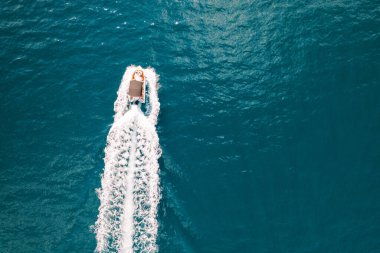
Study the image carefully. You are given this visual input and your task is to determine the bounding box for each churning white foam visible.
[94,66,161,253]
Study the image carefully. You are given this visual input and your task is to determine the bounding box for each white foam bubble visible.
[94,66,161,253]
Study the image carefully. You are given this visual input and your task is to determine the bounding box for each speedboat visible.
[114,66,159,124]
[128,67,146,104]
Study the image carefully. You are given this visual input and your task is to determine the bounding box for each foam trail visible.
[95,66,161,253]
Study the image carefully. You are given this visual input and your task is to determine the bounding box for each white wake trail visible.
[95,66,161,253]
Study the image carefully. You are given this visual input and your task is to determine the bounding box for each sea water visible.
[0,1,379,252]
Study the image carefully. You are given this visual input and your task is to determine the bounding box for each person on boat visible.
[128,69,145,104]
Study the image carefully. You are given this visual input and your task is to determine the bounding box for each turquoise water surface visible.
[1,0,380,252]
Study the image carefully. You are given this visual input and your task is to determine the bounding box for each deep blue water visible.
[1,0,380,252]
